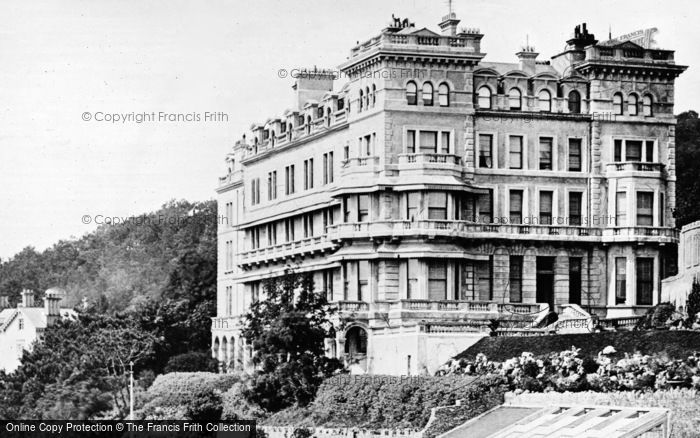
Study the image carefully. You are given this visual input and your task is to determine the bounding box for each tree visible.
[675,111,700,227]
[687,278,700,321]
[0,312,156,419]
[241,270,343,412]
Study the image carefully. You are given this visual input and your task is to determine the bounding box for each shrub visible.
[263,374,507,430]
[164,352,219,373]
[637,303,677,329]
[222,381,268,421]
[687,278,700,322]
[186,388,223,422]
[139,372,239,419]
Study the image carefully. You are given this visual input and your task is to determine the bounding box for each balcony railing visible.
[340,156,381,176]
[603,227,678,242]
[333,299,545,316]
[327,220,603,242]
[398,153,462,166]
[218,170,242,186]
[607,162,665,173]
[238,235,337,265]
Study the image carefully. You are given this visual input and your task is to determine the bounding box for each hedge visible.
[456,330,700,362]
[263,374,507,429]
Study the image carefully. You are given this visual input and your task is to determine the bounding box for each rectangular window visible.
[476,258,492,301]
[358,260,370,301]
[323,154,328,185]
[440,132,450,154]
[509,135,523,169]
[364,134,372,156]
[616,257,626,304]
[539,191,553,225]
[478,134,493,168]
[328,152,334,183]
[636,258,654,305]
[509,256,523,303]
[303,213,314,238]
[645,141,654,162]
[428,261,447,300]
[407,259,419,299]
[569,192,582,226]
[284,218,295,242]
[509,190,523,224]
[539,137,553,170]
[427,192,448,220]
[285,165,295,195]
[358,195,370,222]
[626,140,642,162]
[266,223,277,246]
[407,192,420,220]
[251,178,261,205]
[303,158,314,190]
[251,283,260,304]
[343,145,349,160]
[616,192,627,226]
[407,130,416,153]
[420,131,438,154]
[659,193,665,227]
[569,257,582,305]
[478,190,493,223]
[636,192,654,226]
[267,171,277,200]
[323,270,334,302]
[614,139,623,162]
[568,138,582,171]
[251,228,260,250]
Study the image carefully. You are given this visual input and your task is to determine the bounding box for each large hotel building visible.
[212,15,686,375]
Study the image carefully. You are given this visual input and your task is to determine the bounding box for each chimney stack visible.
[20,289,35,308]
[438,13,461,36]
[44,290,62,327]
[516,41,539,75]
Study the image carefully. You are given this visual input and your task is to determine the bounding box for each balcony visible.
[606,162,665,177]
[340,156,381,177]
[238,235,338,266]
[218,170,242,188]
[327,220,603,243]
[602,226,678,244]
[331,299,547,324]
[398,153,463,178]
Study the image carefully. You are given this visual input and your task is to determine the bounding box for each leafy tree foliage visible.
[164,352,218,373]
[242,270,342,412]
[687,278,700,320]
[0,313,155,419]
[675,111,700,227]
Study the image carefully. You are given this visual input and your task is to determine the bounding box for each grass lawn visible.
[455,330,700,361]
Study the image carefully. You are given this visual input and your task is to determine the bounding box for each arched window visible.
[568,90,581,113]
[508,88,522,110]
[406,81,417,105]
[628,94,639,116]
[270,131,275,147]
[613,93,623,115]
[538,89,552,112]
[306,116,312,134]
[326,107,332,127]
[422,82,434,106]
[287,124,292,141]
[438,83,450,107]
[477,86,492,109]
[317,107,324,119]
[372,84,377,106]
[643,95,653,116]
[359,89,364,111]
[365,87,370,109]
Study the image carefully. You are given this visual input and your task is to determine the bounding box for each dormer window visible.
[438,83,450,107]
[477,86,492,109]
[406,81,417,105]
[613,93,623,115]
[317,107,324,119]
[422,82,434,106]
[306,116,312,134]
[326,107,332,127]
[337,98,345,111]
[643,95,653,116]
[628,94,639,116]
[508,88,522,110]
[538,89,551,112]
[568,90,581,114]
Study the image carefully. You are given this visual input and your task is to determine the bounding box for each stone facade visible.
[212,15,686,375]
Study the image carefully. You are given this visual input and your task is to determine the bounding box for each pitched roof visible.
[0,307,77,332]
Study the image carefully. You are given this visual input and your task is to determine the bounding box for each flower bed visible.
[438,347,700,392]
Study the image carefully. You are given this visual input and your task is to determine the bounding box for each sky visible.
[0,0,698,260]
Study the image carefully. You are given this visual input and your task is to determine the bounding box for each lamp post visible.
[129,361,134,421]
